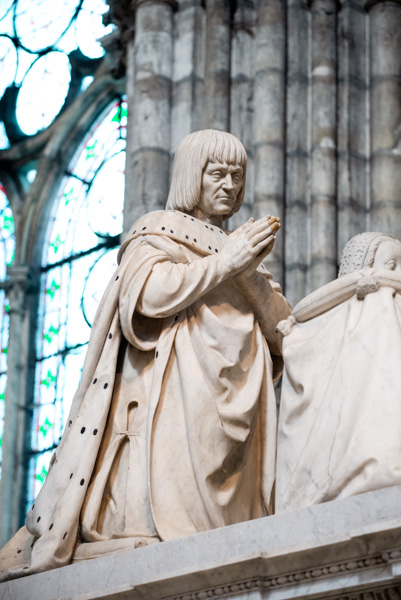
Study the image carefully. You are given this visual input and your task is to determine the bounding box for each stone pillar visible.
[337,0,369,255]
[170,0,205,151]
[229,1,255,225]
[253,0,286,285]
[0,266,36,545]
[123,0,177,232]
[284,0,310,305]
[204,0,232,131]
[367,0,401,236]
[307,0,338,292]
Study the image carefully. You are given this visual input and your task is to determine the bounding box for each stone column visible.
[307,0,338,292]
[284,0,310,305]
[367,0,401,236]
[170,0,205,151]
[253,0,286,285]
[0,266,36,545]
[229,1,255,225]
[204,0,232,131]
[123,0,178,231]
[337,0,370,255]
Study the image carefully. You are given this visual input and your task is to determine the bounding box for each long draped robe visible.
[275,268,401,512]
[0,210,290,580]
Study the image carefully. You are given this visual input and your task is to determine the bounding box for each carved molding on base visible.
[166,549,401,600]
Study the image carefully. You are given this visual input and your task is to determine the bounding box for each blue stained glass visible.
[29,98,126,506]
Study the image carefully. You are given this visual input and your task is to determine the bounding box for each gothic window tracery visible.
[27,97,127,509]
[0,0,113,146]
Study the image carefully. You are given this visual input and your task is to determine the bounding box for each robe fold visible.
[276,268,401,513]
[0,210,290,580]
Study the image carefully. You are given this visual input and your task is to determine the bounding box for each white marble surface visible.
[276,265,401,512]
[1,485,401,600]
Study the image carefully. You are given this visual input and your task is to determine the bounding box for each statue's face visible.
[198,162,244,220]
[373,239,401,271]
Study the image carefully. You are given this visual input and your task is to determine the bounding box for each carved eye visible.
[386,260,396,270]
[232,172,242,182]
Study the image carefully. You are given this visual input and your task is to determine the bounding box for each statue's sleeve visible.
[234,269,291,358]
[132,245,231,318]
[118,236,234,351]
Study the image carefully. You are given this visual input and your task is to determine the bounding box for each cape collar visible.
[118,210,229,263]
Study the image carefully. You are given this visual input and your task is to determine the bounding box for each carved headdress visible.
[338,232,395,277]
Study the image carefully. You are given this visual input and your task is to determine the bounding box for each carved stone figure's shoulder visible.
[121,210,228,259]
[291,268,401,325]
[125,210,170,237]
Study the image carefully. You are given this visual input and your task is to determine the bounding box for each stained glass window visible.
[27,97,126,508]
[0,0,113,146]
[0,184,15,477]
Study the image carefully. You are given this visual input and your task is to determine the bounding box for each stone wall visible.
[119,0,401,306]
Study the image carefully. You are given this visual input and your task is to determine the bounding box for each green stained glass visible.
[63,188,74,206]
[6,249,14,267]
[35,465,48,483]
[49,233,64,254]
[85,140,97,160]
[40,369,56,388]
[45,279,60,299]
[39,417,53,437]
[1,213,13,233]
[0,185,15,479]
[43,325,59,344]
[112,105,128,123]
[30,98,126,508]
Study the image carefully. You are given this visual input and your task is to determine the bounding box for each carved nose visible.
[223,175,233,189]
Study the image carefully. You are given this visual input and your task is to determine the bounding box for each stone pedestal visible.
[2,485,401,600]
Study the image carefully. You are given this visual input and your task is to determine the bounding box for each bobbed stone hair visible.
[166,129,247,219]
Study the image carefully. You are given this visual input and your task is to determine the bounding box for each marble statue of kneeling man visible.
[275,232,401,512]
[0,129,290,581]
